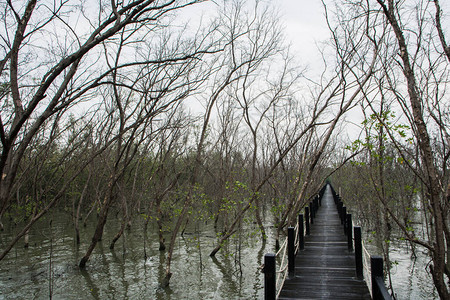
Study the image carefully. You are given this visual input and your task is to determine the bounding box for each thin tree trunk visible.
[24,228,30,248]
[79,181,114,268]
[157,209,166,251]
[110,220,126,250]
[110,191,129,250]
[75,172,91,244]
[377,1,449,297]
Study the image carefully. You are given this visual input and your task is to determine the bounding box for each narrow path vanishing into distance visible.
[278,185,371,299]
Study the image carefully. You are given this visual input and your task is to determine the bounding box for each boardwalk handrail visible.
[354,222,373,295]
[331,183,393,300]
[362,239,372,295]
[274,220,303,298]
[354,222,392,299]
[275,233,288,298]
[264,185,324,300]
[371,256,392,300]
[262,223,299,299]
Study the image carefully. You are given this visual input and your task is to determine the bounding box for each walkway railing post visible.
[354,226,363,278]
[371,256,392,299]
[310,202,315,224]
[298,214,304,250]
[347,214,353,251]
[371,256,384,300]
[305,207,310,235]
[344,210,348,234]
[288,227,295,275]
[264,253,276,300]
[318,194,321,206]
[341,206,346,225]
[337,202,343,219]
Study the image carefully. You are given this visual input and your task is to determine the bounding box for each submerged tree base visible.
[161,272,172,287]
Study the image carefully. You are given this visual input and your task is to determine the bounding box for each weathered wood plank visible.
[278,185,371,299]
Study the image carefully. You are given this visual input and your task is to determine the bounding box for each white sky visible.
[276,0,360,139]
[277,0,329,65]
[182,0,330,69]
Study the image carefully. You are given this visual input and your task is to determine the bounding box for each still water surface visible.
[0,210,441,299]
[0,212,268,299]
[364,234,439,300]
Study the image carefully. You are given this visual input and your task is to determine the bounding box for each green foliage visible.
[270,198,286,215]
[346,110,413,160]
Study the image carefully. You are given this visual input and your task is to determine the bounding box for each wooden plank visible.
[278,185,371,299]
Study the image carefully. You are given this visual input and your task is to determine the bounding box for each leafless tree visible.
[0,0,221,262]
[330,0,450,297]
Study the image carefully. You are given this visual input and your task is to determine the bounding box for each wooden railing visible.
[263,185,325,299]
[263,183,392,300]
[329,184,392,300]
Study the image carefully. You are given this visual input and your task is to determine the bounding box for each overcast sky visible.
[278,1,327,54]
[277,1,329,68]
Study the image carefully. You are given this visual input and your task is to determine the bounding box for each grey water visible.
[363,232,439,300]
[0,212,268,299]
[0,210,441,299]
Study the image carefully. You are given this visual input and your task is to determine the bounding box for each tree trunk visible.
[157,214,166,251]
[376,1,449,297]
[110,220,126,250]
[109,192,129,250]
[254,198,266,240]
[79,186,113,268]
[75,172,90,244]
[24,228,30,248]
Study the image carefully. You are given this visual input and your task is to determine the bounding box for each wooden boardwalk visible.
[278,186,371,299]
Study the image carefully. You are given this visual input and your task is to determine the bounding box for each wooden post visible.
[318,194,321,206]
[354,226,363,278]
[264,253,276,300]
[341,206,346,225]
[344,210,348,234]
[310,202,314,224]
[347,214,353,251]
[305,207,310,235]
[371,256,384,300]
[288,227,295,275]
[298,214,304,250]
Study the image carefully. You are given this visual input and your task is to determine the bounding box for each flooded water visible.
[0,209,442,299]
[358,202,441,299]
[386,244,438,299]
[363,235,439,300]
[0,212,270,299]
